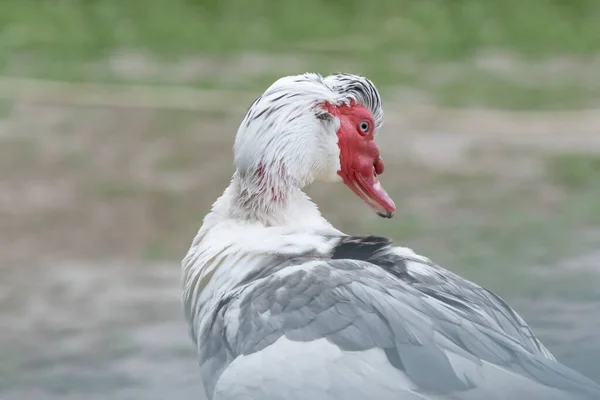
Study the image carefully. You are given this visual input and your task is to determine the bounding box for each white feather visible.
[213,337,423,400]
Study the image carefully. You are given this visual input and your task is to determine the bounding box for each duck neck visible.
[233,168,297,224]
[207,170,324,228]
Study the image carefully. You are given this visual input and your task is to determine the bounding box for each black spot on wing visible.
[331,235,413,281]
[331,235,391,260]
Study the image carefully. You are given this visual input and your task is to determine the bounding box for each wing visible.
[334,235,556,360]
[403,256,557,360]
[201,256,600,400]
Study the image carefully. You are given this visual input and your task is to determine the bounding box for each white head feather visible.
[225,72,384,224]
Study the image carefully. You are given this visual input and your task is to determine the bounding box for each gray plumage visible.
[196,236,600,400]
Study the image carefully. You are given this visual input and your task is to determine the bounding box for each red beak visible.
[344,165,396,218]
[340,155,395,218]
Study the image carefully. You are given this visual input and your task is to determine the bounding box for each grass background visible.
[2,0,600,109]
[3,0,600,58]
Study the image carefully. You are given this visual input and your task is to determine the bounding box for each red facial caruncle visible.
[324,101,396,218]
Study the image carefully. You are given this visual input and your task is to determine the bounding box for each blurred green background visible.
[1,1,600,399]
[2,0,600,108]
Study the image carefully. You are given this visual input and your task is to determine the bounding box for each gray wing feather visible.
[410,268,555,360]
[332,236,553,360]
[201,259,600,400]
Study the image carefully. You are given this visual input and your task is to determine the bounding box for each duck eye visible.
[359,121,370,133]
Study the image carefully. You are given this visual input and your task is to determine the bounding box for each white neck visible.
[206,171,329,229]
[182,172,342,345]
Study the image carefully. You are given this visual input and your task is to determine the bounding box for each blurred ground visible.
[1,94,600,399]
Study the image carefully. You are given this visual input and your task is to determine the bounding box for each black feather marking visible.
[246,94,262,111]
[250,106,269,122]
[331,235,391,260]
[315,110,332,121]
[331,235,413,281]
[264,103,287,119]
[270,93,289,103]
[325,73,384,130]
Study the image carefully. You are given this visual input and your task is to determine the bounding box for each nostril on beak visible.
[374,156,384,175]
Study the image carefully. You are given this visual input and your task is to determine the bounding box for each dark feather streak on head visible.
[243,85,310,129]
[325,73,384,131]
[241,73,383,132]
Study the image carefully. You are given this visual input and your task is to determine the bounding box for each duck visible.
[181,72,600,400]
